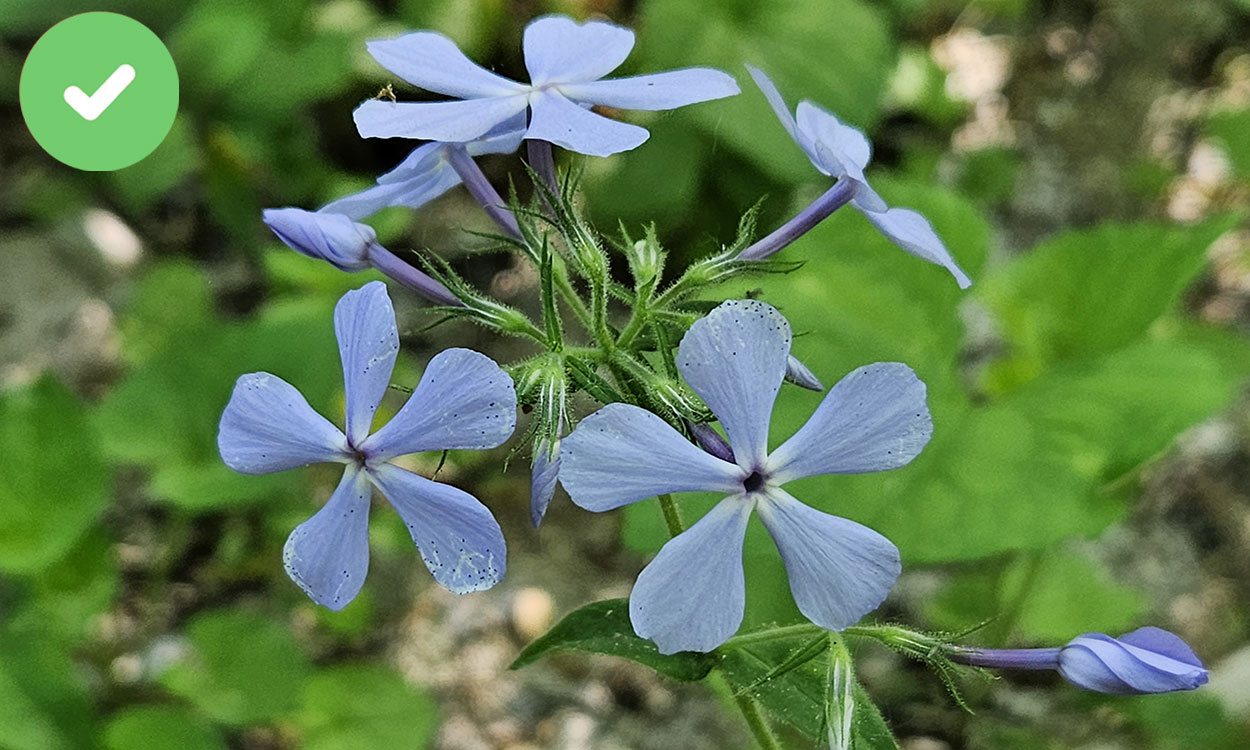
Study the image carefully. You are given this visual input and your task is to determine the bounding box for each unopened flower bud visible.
[263,207,375,271]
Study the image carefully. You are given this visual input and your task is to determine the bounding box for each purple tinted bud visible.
[686,420,735,464]
[530,438,561,527]
[263,208,375,271]
[1057,628,1209,695]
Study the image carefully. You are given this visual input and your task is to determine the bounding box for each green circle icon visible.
[19,12,179,171]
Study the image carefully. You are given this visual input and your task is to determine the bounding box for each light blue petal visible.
[365,32,524,98]
[756,488,900,631]
[855,205,972,289]
[848,178,889,213]
[559,68,739,110]
[353,96,529,143]
[746,65,824,173]
[465,111,528,156]
[283,466,371,610]
[319,169,461,220]
[263,207,375,271]
[676,299,791,471]
[376,142,447,185]
[218,372,349,474]
[558,403,744,512]
[523,15,634,85]
[768,362,931,483]
[795,100,872,180]
[629,497,752,654]
[529,438,560,527]
[334,282,399,447]
[367,462,505,593]
[361,348,516,461]
[526,89,650,157]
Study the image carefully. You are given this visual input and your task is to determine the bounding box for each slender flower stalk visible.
[444,144,522,239]
[739,179,857,261]
[367,244,463,306]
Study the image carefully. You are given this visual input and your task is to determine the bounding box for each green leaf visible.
[851,685,899,750]
[297,664,439,750]
[0,376,107,573]
[103,706,225,750]
[511,598,720,681]
[9,530,119,643]
[637,0,896,183]
[161,610,312,725]
[721,634,828,737]
[1207,108,1250,181]
[0,618,96,750]
[978,219,1234,392]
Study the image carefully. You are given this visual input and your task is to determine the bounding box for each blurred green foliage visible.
[3,0,1250,747]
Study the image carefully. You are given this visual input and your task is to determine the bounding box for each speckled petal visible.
[218,372,348,475]
[677,299,791,471]
[283,466,371,610]
[629,497,752,654]
[367,462,505,594]
[756,488,900,631]
[353,96,529,143]
[559,403,744,512]
[560,68,739,110]
[361,348,516,461]
[768,362,931,483]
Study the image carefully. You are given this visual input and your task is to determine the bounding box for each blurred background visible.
[3,0,1250,748]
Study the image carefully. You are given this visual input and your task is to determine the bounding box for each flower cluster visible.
[220,15,1209,738]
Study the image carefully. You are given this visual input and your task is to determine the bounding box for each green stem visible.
[712,672,784,750]
[616,304,649,349]
[657,493,685,536]
[552,257,593,331]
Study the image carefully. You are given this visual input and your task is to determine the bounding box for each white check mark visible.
[63,64,136,121]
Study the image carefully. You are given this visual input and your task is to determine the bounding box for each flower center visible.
[743,470,766,493]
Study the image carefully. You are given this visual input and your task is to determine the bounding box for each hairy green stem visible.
[657,493,685,536]
[714,672,784,750]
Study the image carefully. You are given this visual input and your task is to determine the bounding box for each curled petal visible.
[263,208,375,271]
[361,348,516,461]
[529,439,561,528]
[1058,632,1209,695]
[526,89,650,157]
[1118,627,1205,668]
[368,462,505,593]
[795,100,872,181]
[218,372,348,475]
[365,32,524,98]
[630,497,752,654]
[283,466,371,610]
[756,488,900,631]
[334,282,399,447]
[559,403,744,512]
[677,299,791,471]
[320,167,462,220]
[768,362,931,483]
[353,96,529,143]
[523,15,635,85]
[856,206,972,289]
[560,68,740,111]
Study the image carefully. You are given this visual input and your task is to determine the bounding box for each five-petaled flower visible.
[217,281,517,609]
[353,14,740,157]
[742,66,971,289]
[558,299,932,654]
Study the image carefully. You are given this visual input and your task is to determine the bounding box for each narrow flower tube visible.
[738,179,857,261]
[262,207,462,307]
[951,627,1209,696]
[443,145,522,239]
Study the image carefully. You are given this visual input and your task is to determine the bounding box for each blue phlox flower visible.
[263,207,378,271]
[1058,627,1209,695]
[746,65,971,289]
[217,281,517,608]
[353,14,740,157]
[321,113,527,220]
[558,299,932,653]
